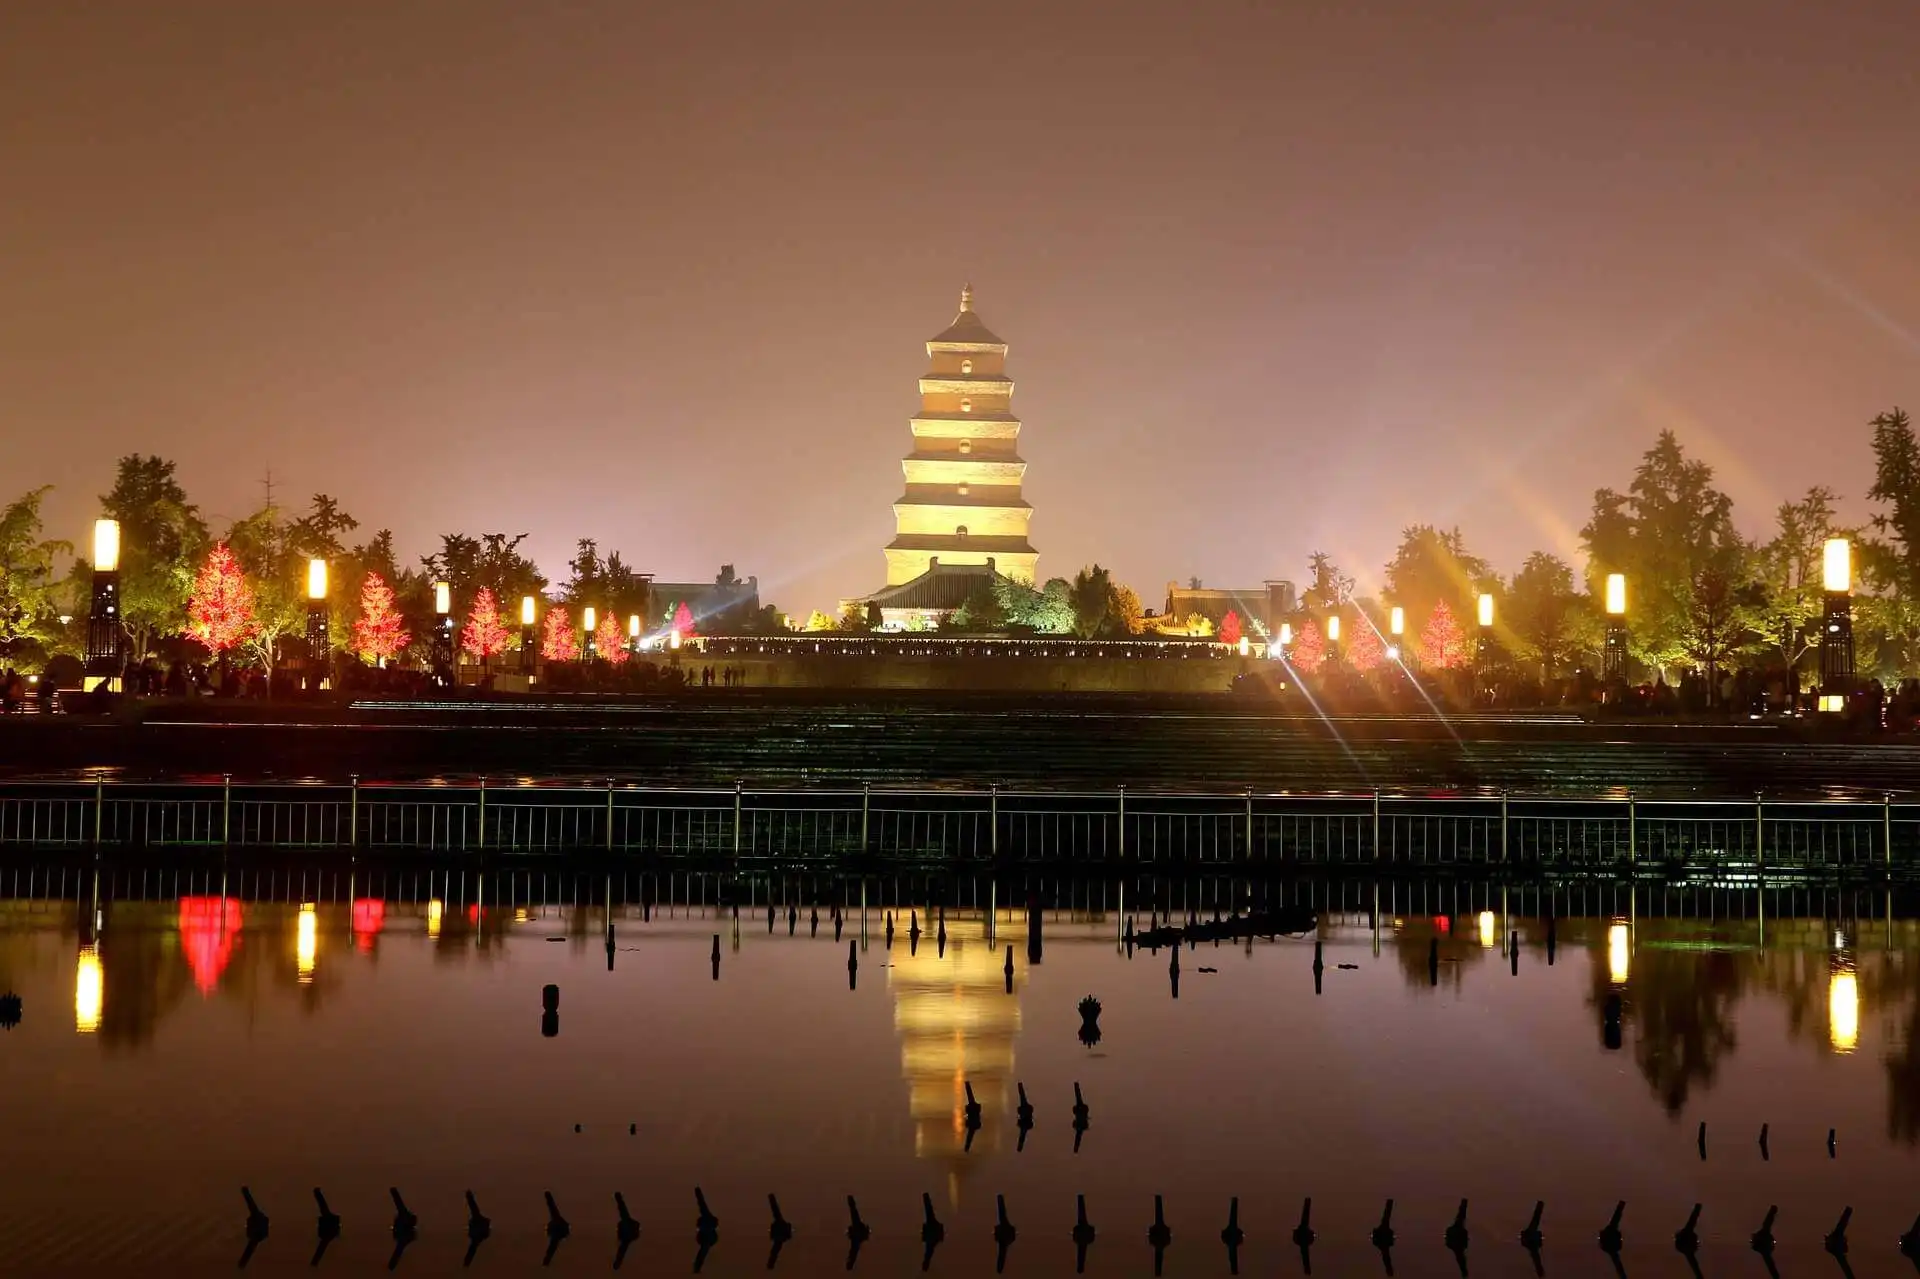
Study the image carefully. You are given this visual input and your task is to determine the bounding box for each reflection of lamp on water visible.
[1477,910,1496,949]
[427,898,444,939]
[297,903,318,983]
[75,945,103,1033]
[1830,961,1859,1054]
[352,898,386,952]
[1607,921,1631,985]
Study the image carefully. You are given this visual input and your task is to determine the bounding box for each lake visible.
[4,870,1917,1277]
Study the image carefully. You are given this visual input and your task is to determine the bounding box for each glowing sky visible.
[5,2,1917,613]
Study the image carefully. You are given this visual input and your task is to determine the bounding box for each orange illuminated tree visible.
[460,586,511,671]
[593,613,629,666]
[352,572,409,666]
[1345,615,1385,672]
[539,608,579,662]
[1420,599,1472,669]
[1219,610,1243,647]
[1290,619,1327,672]
[187,543,256,664]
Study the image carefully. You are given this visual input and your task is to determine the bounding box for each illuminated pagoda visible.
[858,287,1037,627]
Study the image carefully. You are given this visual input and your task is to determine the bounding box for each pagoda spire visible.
[959,282,973,312]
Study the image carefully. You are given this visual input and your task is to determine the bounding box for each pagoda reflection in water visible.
[888,913,1027,1206]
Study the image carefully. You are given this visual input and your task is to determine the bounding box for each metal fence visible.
[0,777,1913,872]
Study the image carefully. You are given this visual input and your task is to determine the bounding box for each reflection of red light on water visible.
[179,897,243,993]
[352,899,386,952]
[1434,916,1451,934]
[468,904,480,925]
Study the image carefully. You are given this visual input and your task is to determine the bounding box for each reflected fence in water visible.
[0,778,1914,874]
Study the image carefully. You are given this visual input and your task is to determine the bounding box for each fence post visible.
[991,786,999,859]
[1886,792,1895,876]
[1628,791,1637,866]
[606,780,615,852]
[1372,789,1382,865]
[477,776,487,850]
[733,780,744,859]
[861,783,871,854]
[349,774,359,849]
[1117,785,1126,862]
[1755,791,1765,879]
[94,776,104,847]
[222,774,232,846]
[1500,790,1510,863]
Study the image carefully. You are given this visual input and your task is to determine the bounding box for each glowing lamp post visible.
[305,558,331,691]
[1819,537,1855,707]
[1475,592,1496,700]
[628,613,641,656]
[582,606,598,660]
[1388,606,1405,663]
[431,580,455,687]
[1601,572,1628,689]
[520,595,538,676]
[85,518,123,691]
[1325,613,1341,664]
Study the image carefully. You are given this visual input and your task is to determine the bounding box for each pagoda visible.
[882,286,1038,587]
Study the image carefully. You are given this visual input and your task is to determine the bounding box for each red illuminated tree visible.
[1345,614,1385,672]
[540,608,579,662]
[187,543,256,660]
[672,600,695,640]
[1290,620,1327,672]
[460,586,510,670]
[1420,599,1472,669]
[352,572,409,666]
[1219,609,1243,647]
[593,613,629,666]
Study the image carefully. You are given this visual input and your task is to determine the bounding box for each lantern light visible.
[1819,693,1845,714]
[1326,615,1341,642]
[434,581,451,615]
[1389,606,1405,636]
[583,606,597,633]
[92,519,121,573]
[520,595,537,627]
[1605,573,1627,616]
[1823,538,1851,594]
[1237,635,1250,658]
[1477,593,1495,628]
[306,558,328,601]
[1279,622,1293,646]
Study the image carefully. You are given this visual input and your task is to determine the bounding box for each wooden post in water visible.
[861,783,870,854]
[1886,792,1895,877]
[349,774,359,849]
[1500,791,1510,863]
[476,776,486,850]
[1754,791,1765,880]
[1244,787,1254,862]
[1372,790,1382,865]
[1627,791,1636,866]
[93,776,104,847]
[606,780,615,852]
[733,780,744,861]
[222,774,232,846]
[991,786,999,859]
[1117,786,1126,862]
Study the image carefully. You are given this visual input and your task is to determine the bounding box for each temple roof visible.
[928,283,1005,346]
[864,562,1003,610]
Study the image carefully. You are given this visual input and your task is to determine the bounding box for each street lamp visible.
[628,613,641,655]
[582,606,598,660]
[85,518,123,692]
[1603,573,1629,687]
[1820,537,1854,707]
[431,580,454,687]
[520,595,538,676]
[305,558,330,691]
[1475,592,1496,699]
[1388,606,1405,662]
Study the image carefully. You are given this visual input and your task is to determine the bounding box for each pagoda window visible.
[956,526,969,538]
[961,358,973,374]
[958,440,972,454]
[960,398,972,413]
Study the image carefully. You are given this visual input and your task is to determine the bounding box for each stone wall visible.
[689,653,1257,693]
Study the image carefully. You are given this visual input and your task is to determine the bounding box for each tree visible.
[100,455,209,662]
[1069,565,1114,638]
[803,609,835,632]
[460,587,511,670]
[1419,599,1471,669]
[593,612,629,665]
[187,544,256,661]
[1580,430,1741,678]
[1219,610,1243,647]
[1507,552,1594,679]
[352,572,409,665]
[1863,408,1920,678]
[1290,620,1327,672]
[995,576,1074,634]
[674,601,697,640]
[1304,552,1355,614]
[1110,584,1145,635]
[1383,526,1489,633]
[837,602,872,633]
[540,608,580,661]
[1344,614,1385,672]
[951,578,1009,632]
[423,531,545,618]
[0,486,71,658]
[223,504,305,684]
[1747,487,1845,685]
[864,601,884,631]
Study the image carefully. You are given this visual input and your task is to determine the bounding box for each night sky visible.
[5,2,1917,614]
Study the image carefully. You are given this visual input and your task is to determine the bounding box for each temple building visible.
[857,287,1037,626]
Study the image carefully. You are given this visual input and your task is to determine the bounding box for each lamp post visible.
[520,595,538,677]
[1475,592,1496,701]
[1388,605,1405,663]
[85,519,123,692]
[582,606,598,660]
[431,580,454,687]
[628,613,641,657]
[1603,573,1629,691]
[1325,612,1341,664]
[305,558,330,691]
[1820,537,1855,711]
